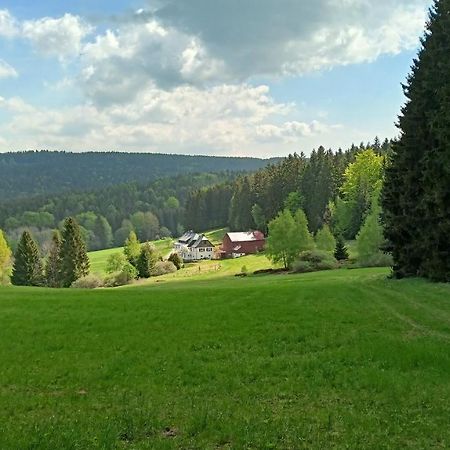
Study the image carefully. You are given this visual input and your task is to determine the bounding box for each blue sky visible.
[0,0,432,156]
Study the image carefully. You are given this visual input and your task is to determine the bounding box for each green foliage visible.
[292,250,338,273]
[266,208,314,269]
[334,236,349,261]
[284,192,303,214]
[251,203,266,232]
[383,1,450,282]
[130,211,160,242]
[45,231,62,288]
[137,243,158,278]
[124,231,141,267]
[105,262,138,286]
[0,229,12,284]
[340,149,384,238]
[168,252,183,270]
[165,196,180,209]
[11,231,43,286]
[106,252,127,274]
[356,196,390,267]
[315,224,336,252]
[59,217,90,288]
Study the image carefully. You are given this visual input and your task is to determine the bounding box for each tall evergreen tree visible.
[45,230,62,288]
[11,231,43,286]
[137,242,158,278]
[59,217,90,287]
[382,0,450,281]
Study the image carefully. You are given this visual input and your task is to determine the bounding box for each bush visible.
[106,252,126,273]
[71,274,104,289]
[105,262,138,287]
[292,250,338,273]
[168,252,183,270]
[151,261,177,277]
[357,253,393,268]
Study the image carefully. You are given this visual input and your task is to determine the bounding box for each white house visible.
[173,231,215,262]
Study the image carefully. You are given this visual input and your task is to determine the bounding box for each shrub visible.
[151,261,177,277]
[292,250,338,273]
[105,262,138,287]
[241,265,248,274]
[106,252,126,273]
[71,274,104,289]
[357,253,393,268]
[168,252,183,270]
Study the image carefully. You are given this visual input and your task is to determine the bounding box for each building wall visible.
[222,235,265,256]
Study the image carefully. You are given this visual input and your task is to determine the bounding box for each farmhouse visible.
[221,231,265,258]
[173,231,215,261]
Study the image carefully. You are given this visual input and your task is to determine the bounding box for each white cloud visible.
[0,9,18,37]
[0,84,337,155]
[22,13,92,60]
[0,59,17,78]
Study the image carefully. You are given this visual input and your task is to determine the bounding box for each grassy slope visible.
[88,229,229,276]
[89,239,174,275]
[1,268,450,449]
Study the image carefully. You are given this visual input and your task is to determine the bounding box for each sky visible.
[0,0,433,157]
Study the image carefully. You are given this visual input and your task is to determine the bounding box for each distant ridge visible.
[0,151,281,199]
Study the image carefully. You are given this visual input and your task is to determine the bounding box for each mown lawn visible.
[0,268,449,449]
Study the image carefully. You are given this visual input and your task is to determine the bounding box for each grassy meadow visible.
[88,229,228,276]
[1,268,450,449]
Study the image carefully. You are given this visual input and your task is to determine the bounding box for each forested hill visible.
[0,151,279,199]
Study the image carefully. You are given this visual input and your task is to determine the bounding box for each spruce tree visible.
[382,0,450,281]
[137,242,158,278]
[334,236,349,261]
[45,231,62,288]
[11,231,43,286]
[59,217,90,287]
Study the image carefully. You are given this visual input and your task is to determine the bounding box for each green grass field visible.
[1,268,450,449]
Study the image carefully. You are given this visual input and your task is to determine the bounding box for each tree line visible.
[185,138,392,239]
[0,151,278,199]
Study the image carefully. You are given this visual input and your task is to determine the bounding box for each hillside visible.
[1,269,449,448]
[0,151,279,199]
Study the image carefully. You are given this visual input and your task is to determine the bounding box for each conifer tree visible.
[11,231,43,286]
[59,217,90,287]
[382,0,450,281]
[334,236,349,261]
[0,229,12,284]
[45,231,62,288]
[137,242,158,278]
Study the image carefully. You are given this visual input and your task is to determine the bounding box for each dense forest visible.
[0,138,392,254]
[0,151,279,199]
[185,139,392,239]
[0,172,238,251]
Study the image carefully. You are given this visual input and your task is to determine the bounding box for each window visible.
[207,248,212,251]
[199,248,205,252]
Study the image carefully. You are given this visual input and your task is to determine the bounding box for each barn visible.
[221,231,265,258]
